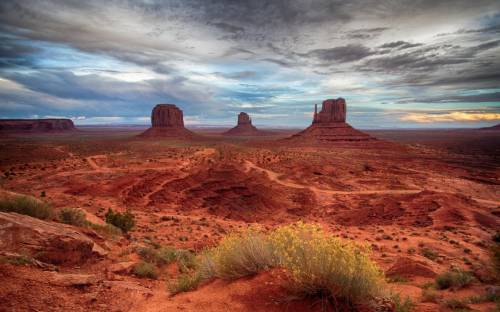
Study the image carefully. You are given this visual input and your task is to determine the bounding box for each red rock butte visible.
[286,98,374,143]
[223,112,261,136]
[139,104,196,138]
[0,119,75,133]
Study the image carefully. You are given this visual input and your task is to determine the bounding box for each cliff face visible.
[151,104,184,128]
[139,104,195,138]
[313,98,346,123]
[237,112,252,125]
[0,119,75,132]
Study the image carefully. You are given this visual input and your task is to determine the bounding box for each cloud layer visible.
[0,0,499,128]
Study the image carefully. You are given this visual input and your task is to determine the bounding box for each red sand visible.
[0,127,498,311]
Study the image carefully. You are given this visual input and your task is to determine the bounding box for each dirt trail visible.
[244,160,421,196]
[194,147,217,157]
[86,155,110,172]
[244,161,500,206]
[54,145,75,158]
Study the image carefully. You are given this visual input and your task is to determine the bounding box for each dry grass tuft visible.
[0,195,54,220]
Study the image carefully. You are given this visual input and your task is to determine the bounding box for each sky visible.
[0,0,499,129]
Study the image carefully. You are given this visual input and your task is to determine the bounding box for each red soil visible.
[0,127,498,311]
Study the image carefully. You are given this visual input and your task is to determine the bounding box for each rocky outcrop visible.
[285,98,374,143]
[139,104,196,138]
[223,112,262,136]
[386,257,437,278]
[48,272,99,286]
[0,119,75,133]
[0,212,104,265]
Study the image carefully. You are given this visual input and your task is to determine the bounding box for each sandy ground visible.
[0,127,498,311]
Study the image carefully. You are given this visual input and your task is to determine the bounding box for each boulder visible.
[0,212,103,265]
[48,272,99,286]
[139,104,196,138]
[386,257,437,278]
[108,261,136,274]
[0,119,75,133]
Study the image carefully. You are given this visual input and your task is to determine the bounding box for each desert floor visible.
[0,127,498,312]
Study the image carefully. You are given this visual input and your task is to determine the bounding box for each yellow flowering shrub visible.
[269,222,384,303]
[171,222,384,305]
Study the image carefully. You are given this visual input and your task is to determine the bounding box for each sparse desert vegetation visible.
[104,208,135,233]
[435,269,475,290]
[0,128,498,311]
[0,195,54,220]
[58,208,87,226]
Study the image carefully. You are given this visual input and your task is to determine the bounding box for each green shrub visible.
[421,247,439,261]
[133,261,158,279]
[444,298,470,310]
[492,241,500,281]
[88,222,122,239]
[105,208,135,233]
[176,250,197,273]
[0,254,34,266]
[58,208,87,226]
[167,273,202,295]
[421,288,441,303]
[137,246,177,266]
[0,196,54,220]
[436,269,474,290]
[493,233,500,243]
[392,294,415,312]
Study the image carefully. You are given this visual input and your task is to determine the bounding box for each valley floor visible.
[0,128,499,312]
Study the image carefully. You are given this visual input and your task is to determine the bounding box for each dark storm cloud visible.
[362,39,500,74]
[401,69,500,89]
[0,36,40,68]
[379,41,422,50]
[208,22,245,34]
[344,27,389,39]
[4,71,126,101]
[397,92,500,104]
[304,44,374,63]
[473,39,500,52]
[437,23,500,36]
[213,71,257,79]
[260,58,293,67]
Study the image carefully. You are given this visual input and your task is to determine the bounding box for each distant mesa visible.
[0,119,75,133]
[285,98,374,143]
[480,123,500,130]
[223,112,263,136]
[139,104,196,138]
